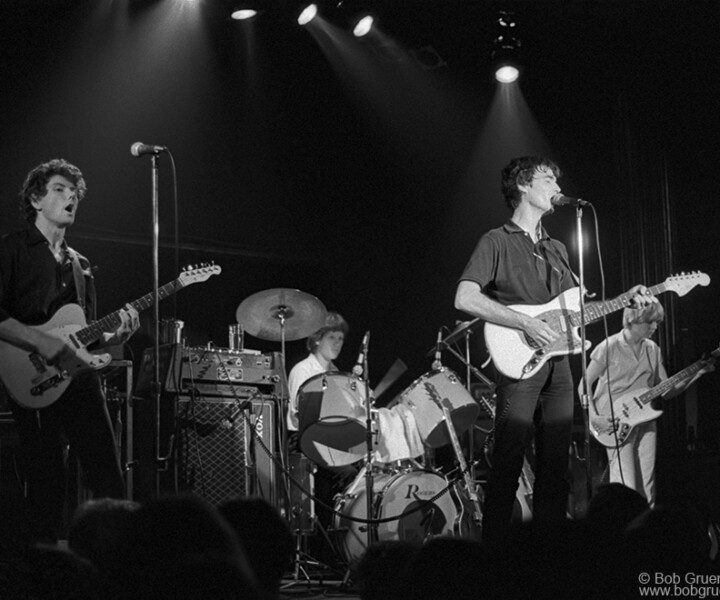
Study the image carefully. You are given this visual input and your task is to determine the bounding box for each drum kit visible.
[235,287,491,568]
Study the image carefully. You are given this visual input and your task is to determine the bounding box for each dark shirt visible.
[459,220,575,306]
[0,224,95,325]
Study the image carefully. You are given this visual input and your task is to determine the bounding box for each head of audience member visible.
[218,496,294,597]
[126,553,265,600]
[109,493,259,598]
[352,540,421,600]
[401,536,487,600]
[622,501,712,574]
[585,483,650,544]
[305,311,348,363]
[13,544,100,600]
[486,519,592,600]
[68,497,141,575]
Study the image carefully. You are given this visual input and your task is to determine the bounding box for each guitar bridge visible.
[31,373,67,396]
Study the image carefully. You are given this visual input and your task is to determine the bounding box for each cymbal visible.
[426,318,482,356]
[443,317,482,346]
[236,288,328,342]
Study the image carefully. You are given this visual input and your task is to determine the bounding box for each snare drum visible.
[332,469,465,563]
[298,371,367,467]
[399,368,479,448]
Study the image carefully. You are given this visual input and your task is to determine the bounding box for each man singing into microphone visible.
[0,158,139,544]
[454,155,653,544]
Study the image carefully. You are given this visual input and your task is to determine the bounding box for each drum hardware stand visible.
[424,381,483,533]
[436,325,495,483]
[353,331,377,552]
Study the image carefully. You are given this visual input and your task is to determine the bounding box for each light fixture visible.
[352,14,374,37]
[491,10,522,83]
[231,8,257,20]
[297,3,318,26]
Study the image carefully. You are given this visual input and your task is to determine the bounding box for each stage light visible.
[495,65,519,83]
[491,10,522,83]
[352,14,374,37]
[231,9,257,20]
[297,3,318,25]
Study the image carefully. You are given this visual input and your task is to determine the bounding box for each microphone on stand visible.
[431,327,443,371]
[551,194,590,207]
[352,331,370,377]
[130,142,167,157]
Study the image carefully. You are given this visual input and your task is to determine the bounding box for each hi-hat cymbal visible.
[236,288,328,342]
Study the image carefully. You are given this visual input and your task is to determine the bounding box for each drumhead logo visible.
[405,484,436,499]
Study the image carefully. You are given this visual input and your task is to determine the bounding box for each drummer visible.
[286,311,357,568]
[286,311,350,437]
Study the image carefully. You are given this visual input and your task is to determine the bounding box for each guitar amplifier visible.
[136,345,286,398]
[177,396,278,507]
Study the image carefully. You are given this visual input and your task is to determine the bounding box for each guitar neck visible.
[75,278,185,346]
[577,282,668,327]
[638,356,714,406]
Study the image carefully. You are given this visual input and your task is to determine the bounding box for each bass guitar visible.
[484,272,709,380]
[592,345,719,448]
[0,264,221,409]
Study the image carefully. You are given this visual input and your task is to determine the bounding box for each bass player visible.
[582,302,713,507]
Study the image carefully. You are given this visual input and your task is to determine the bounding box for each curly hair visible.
[501,155,561,210]
[19,158,87,223]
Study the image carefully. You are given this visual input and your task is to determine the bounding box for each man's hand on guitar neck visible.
[101,304,140,347]
[627,284,657,309]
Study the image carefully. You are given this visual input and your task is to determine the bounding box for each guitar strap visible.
[66,247,89,316]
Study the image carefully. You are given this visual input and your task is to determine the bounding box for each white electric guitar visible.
[592,345,719,448]
[484,272,710,380]
[0,264,221,409]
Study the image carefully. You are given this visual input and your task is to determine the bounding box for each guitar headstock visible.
[664,271,710,296]
[178,263,222,286]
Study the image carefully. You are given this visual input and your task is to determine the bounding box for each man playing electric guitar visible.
[0,159,139,544]
[454,155,654,544]
[582,302,713,507]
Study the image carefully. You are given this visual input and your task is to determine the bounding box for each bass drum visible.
[333,469,477,563]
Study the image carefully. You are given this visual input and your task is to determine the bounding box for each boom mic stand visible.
[354,331,376,551]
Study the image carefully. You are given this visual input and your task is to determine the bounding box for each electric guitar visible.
[591,345,719,448]
[0,264,221,409]
[484,272,710,380]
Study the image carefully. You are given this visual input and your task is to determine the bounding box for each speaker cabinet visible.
[177,397,277,507]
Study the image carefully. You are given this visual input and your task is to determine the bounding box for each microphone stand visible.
[148,153,165,498]
[575,205,593,510]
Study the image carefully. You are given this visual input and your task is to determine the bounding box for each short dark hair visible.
[501,155,561,210]
[19,158,86,223]
[306,311,349,352]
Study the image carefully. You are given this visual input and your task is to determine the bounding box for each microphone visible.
[352,330,370,377]
[130,142,167,157]
[432,327,443,370]
[551,194,590,207]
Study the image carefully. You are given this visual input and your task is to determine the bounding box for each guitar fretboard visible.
[638,355,716,406]
[570,282,669,327]
[75,279,185,346]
